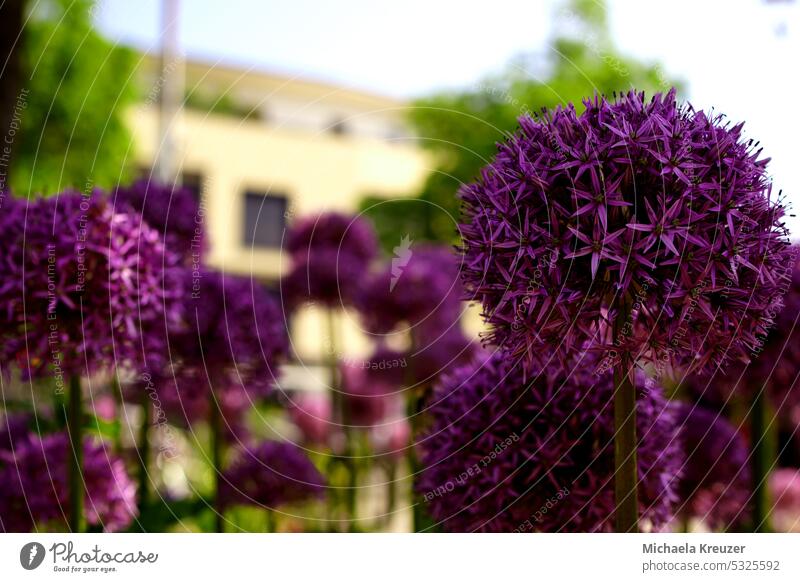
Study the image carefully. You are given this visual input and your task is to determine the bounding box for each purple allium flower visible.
[408,325,481,386]
[0,191,183,379]
[769,468,800,532]
[114,178,206,261]
[168,268,288,395]
[672,402,750,530]
[753,247,800,385]
[281,247,368,308]
[417,351,681,532]
[459,90,792,373]
[0,432,137,532]
[219,440,326,510]
[281,212,377,308]
[340,362,400,428]
[363,344,408,386]
[288,392,332,446]
[728,247,800,418]
[676,250,800,423]
[286,212,377,264]
[128,269,288,432]
[358,245,463,335]
[0,413,32,454]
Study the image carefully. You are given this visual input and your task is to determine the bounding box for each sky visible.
[95,0,800,235]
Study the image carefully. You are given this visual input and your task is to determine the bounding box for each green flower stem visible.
[210,394,224,533]
[265,508,275,533]
[325,308,356,530]
[406,386,424,532]
[110,372,123,455]
[751,387,774,532]
[404,334,426,532]
[67,375,84,533]
[382,460,398,530]
[613,354,639,533]
[138,392,151,520]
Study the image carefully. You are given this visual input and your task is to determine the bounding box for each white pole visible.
[155,0,184,185]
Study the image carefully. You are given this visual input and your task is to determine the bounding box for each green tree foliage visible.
[360,0,682,251]
[11,0,138,195]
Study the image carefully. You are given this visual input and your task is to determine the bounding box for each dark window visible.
[243,191,288,249]
[329,118,348,136]
[181,172,204,203]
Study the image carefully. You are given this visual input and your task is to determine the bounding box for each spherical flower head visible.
[417,351,681,532]
[735,246,800,417]
[170,269,288,395]
[672,402,750,530]
[459,89,792,374]
[409,324,480,386]
[363,344,408,386]
[288,392,332,446]
[125,269,287,432]
[340,361,400,428]
[281,247,367,308]
[769,468,800,532]
[0,413,32,454]
[677,249,800,423]
[358,244,464,335]
[339,361,402,429]
[219,440,326,510]
[0,191,183,379]
[286,211,377,264]
[114,178,206,261]
[0,432,137,532]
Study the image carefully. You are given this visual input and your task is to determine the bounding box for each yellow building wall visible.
[127,105,431,279]
[127,103,432,365]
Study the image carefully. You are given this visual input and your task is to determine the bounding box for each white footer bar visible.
[2,533,799,581]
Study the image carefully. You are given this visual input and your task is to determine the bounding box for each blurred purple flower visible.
[340,362,400,428]
[220,440,325,510]
[417,351,681,532]
[363,344,408,386]
[0,413,31,454]
[281,212,377,309]
[286,211,377,264]
[282,247,367,308]
[0,432,137,532]
[358,245,463,335]
[678,251,800,424]
[114,178,206,261]
[459,89,792,373]
[408,325,480,386]
[672,402,750,530]
[127,269,288,432]
[169,269,288,395]
[0,191,183,379]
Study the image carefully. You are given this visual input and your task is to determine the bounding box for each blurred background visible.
[1,0,799,532]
